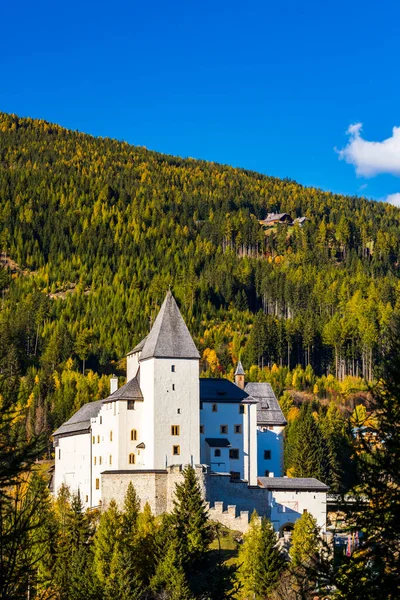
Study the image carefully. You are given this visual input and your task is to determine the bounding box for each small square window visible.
[173,445,180,456]
[212,404,218,412]
[127,400,135,410]
[171,425,180,436]
[264,450,271,460]
[234,424,242,434]
[95,478,100,490]
[200,425,204,434]
[215,449,221,457]
[171,365,175,372]
[239,405,245,414]
[229,449,239,460]
[220,425,228,434]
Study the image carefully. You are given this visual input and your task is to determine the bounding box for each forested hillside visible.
[1,111,400,436]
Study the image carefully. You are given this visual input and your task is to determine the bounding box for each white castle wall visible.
[54,432,91,505]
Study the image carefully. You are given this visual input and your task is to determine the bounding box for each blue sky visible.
[1,0,400,204]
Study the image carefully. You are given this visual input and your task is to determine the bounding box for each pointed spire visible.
[140,291,200,361]
[235,360,245,376]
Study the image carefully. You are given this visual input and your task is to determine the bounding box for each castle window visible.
[131,429,137,441]
[99,457,102,465]
[212,404,218,412]
[109,455,112,465]
[100,416,102,424]
[171,425,180,436]
[172,384,175,391]
[200,425,204,434]
[264,450,271,460]
[171,365,175,372]
[220,425,228,434]
[92,436,95,444]
[303,509,308,514]
[173,445,180,456]
[94,457,96,465]
[85,495,88,503]
[97,435,100,443]
[177,408,181,414]
[234,424,242,434]
[215,449,221,457]
[239,405,245,414]
[95,478,100,490]
[127,400,135,410]
[110,431,113,441]
[58,449,61,459]
[265,470,270,477]
[129,453,136,464]
[229,449,239,460]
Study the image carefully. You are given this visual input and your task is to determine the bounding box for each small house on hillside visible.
[260,213,293,227]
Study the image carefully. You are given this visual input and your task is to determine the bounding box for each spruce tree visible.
[290,403,328,481]
[171,465,211,568]
[151,533,192,600]
[93,499,121,586]
[122,481,140,538]
[237,512,285,599]
[289,512,320,568]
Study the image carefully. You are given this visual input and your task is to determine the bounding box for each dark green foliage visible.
[171,465,212,569]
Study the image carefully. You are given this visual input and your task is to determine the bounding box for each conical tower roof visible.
[140,291,200,361]
[235,360,245,376]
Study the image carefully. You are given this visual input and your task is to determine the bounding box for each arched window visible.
[131,429,137,441]
[129,453,136,464]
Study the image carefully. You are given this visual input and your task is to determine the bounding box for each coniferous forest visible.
[1,112,400,598]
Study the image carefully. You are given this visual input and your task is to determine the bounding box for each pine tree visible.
[290,403,328,481]
[289,511,320,568]
[105,544,144,600]
[171,465,211,569]
[237,512,285,599]
[122,480,140,538]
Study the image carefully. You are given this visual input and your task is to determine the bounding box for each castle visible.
[53,291,328,534]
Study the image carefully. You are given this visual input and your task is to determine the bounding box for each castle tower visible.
[138,291,200,469]
[235,360,245,390]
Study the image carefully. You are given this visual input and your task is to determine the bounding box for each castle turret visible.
[139,291,200,469]
[235,360,245,390]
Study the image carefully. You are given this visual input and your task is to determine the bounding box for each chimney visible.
[235,360,245,390]
[110,376,118,395]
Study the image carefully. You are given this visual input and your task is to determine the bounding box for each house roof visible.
[235,360,245,376]
[140,291,200,361]
[102,373,143,403]
[257,477,329,491]
[200,378,249,403]
[127,336,148,356]
[205,438,231,447]
[244,382,287,426]
[264,213,293,223]
[53,399,103,437]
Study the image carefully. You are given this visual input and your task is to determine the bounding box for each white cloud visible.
[385,193,400,207]
[337,123,400,177]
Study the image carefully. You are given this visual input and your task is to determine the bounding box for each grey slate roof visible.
[257,477,329,491]
[200,378,249,403]
[205,438,231,447]
[244,382,287,426]
[140,291,200,361]
[103,374,143,403]
[53,399,103,437]
[127,336,148,356]
[235,360,245,376]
